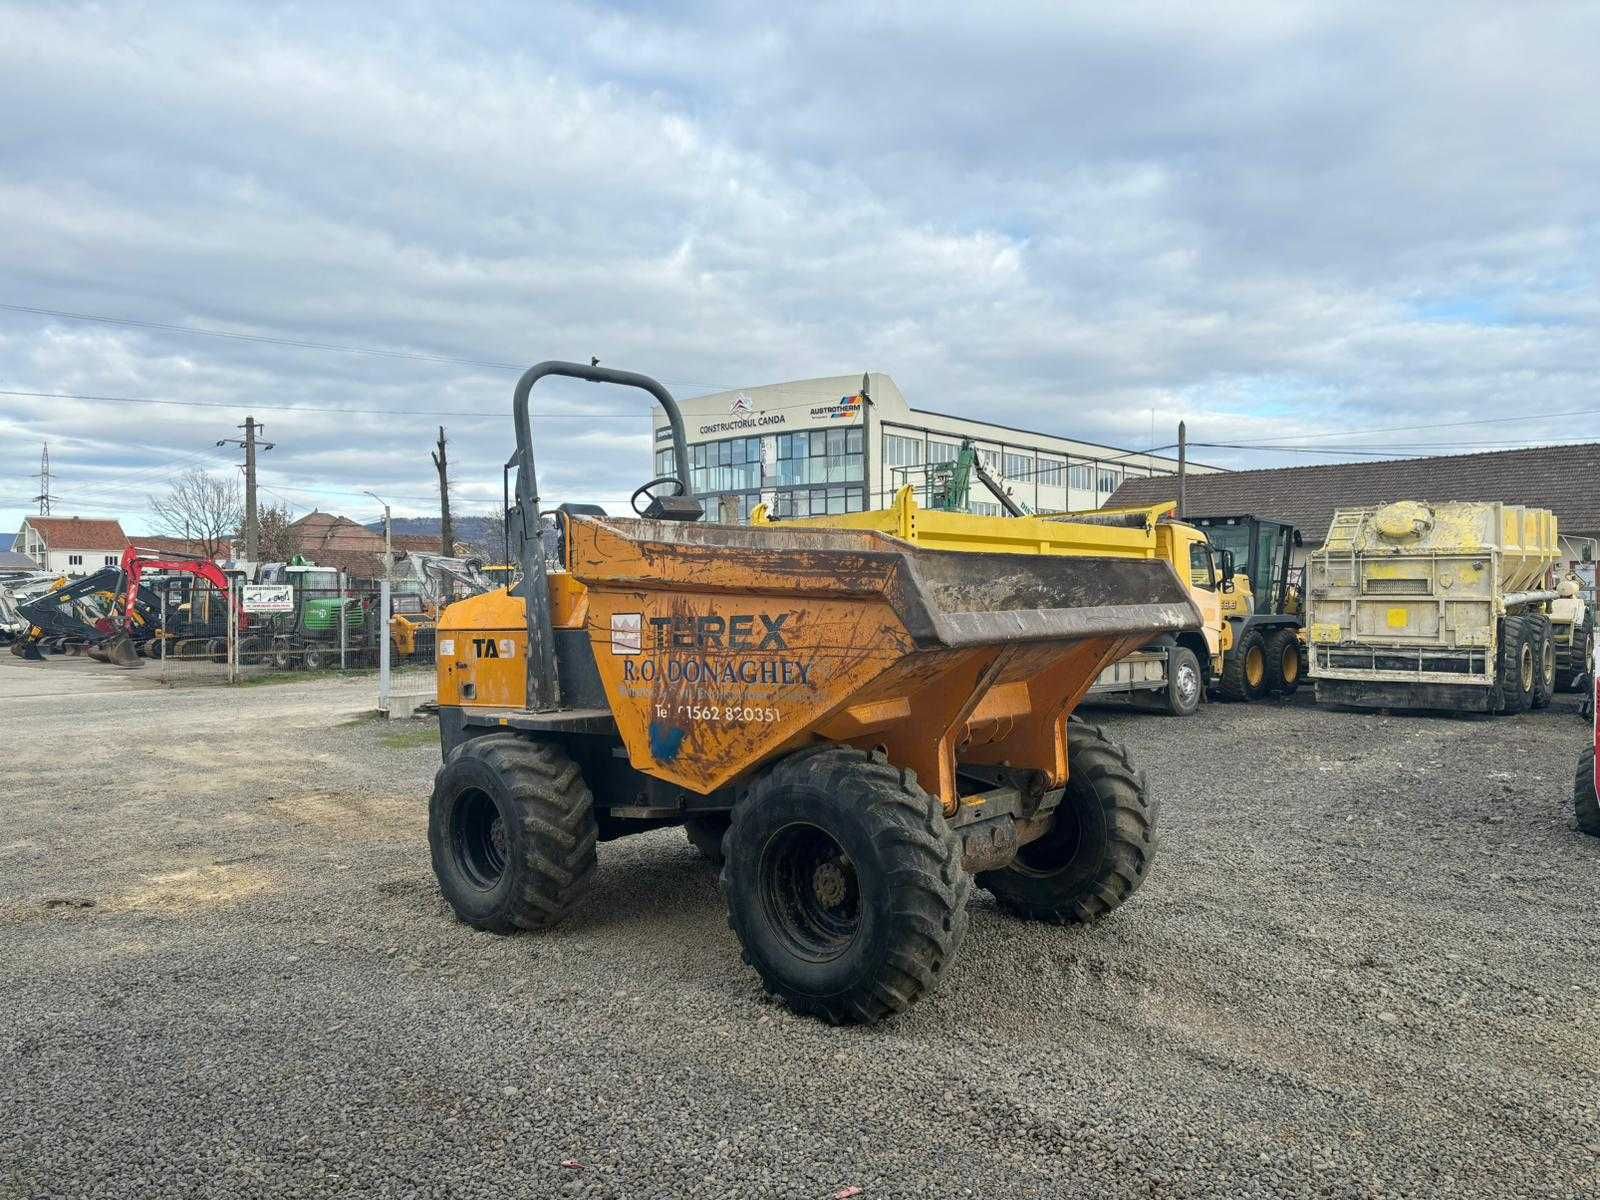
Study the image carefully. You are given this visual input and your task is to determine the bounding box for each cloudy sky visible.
[2,1,1597,534]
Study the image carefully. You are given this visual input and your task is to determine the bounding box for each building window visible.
[104,555,118,566]
[927,440,959,465]
[1098,468,1120,494]
[1036,458,1063,487]
[769,485,865,519]
[883,433,923,469]
[1002,451,1033,480]
[771,428,862,487]
[977,447,1001,473]
[968,501,1001,517]
[68,554,83,566]
[1068,463,1093,490]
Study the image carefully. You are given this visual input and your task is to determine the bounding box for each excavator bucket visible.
[91,634,143,668]
[11,638,44,660]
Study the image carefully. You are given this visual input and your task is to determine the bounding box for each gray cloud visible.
[1,0,1596,531]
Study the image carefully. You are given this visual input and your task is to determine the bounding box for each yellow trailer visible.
[1306,500,1561,713]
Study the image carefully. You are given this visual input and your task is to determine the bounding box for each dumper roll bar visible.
[512,360,698,711]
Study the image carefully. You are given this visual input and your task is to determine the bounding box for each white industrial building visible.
[652,373,1215,522]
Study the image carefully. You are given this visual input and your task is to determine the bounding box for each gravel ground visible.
[2,654,1597,1199]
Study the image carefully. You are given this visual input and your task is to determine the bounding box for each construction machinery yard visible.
[3,652,1596,1198]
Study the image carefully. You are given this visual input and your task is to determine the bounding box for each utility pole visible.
[33,443,52,515]
[218,417,273,559]
[432,426,454,555]
[1177,420,1187,520]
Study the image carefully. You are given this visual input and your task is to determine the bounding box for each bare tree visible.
[470,513,509,563]
[149,469,243,559]
[256,500,299,562]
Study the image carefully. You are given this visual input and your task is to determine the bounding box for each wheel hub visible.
[812,860,848,907]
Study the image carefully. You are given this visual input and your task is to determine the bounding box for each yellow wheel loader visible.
[428,361,1200,1023]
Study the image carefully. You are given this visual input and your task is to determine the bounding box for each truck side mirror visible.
[1218,549,1236,592]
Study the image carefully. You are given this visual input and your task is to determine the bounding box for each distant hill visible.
[368,516,502,550]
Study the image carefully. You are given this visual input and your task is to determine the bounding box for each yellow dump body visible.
[755,488,1223,675]
[437,513,1200,812]
[1306,500,1559,697]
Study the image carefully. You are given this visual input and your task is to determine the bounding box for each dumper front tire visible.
[978,721,1155,925]
[722,746,970,1024]
[429,734,598,933]
[1575,749,1600,836]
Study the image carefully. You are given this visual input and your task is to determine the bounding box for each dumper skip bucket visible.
[564,516,1200,812]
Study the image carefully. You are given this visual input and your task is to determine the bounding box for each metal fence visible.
[133,572,392,682]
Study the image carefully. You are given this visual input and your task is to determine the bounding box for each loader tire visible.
[1560,618,1592,692]
[1219,626,1268,701]
[1265,626,1302,696]
[428,734,598,933]
[1531,615,1554,710]
[721,745,970,1025]
[302,646,329,671]
[1575,749,1600,837]
[684,814,730,864]
[978,720,1156,925]
[1162,646,1202,716]
[1496,616,1533,714]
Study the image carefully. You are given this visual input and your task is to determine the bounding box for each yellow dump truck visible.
[1305,500,1560,713]
[429,361,1202,1024]
[751,490,1225,716]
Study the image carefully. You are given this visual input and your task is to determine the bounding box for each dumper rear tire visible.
[1576,749,1600,836]
[978,721,1155,925]
[429,734,599,933]
[722,746,969,1024]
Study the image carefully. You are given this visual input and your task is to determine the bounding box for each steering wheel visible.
[631,475,687,516]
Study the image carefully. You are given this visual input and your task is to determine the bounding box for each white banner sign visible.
[242,583,295,613]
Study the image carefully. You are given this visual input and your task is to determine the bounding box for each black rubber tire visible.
[1560,619,1592,693]
[1497,616,1533,715]
[429,734,598,933]
[1219,626,1268,701]
[721,745,969,1025]
[684,814,731,864]
[302,647,328,671]
[1530,615,1554,710]
[1162,646,1202,716]
[1575,748,1600,836]
[978,720,1156,925]
[1264,626,1302,696]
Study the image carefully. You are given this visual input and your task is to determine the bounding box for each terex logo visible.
[650,613,788,651]
[471,638,516,659]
